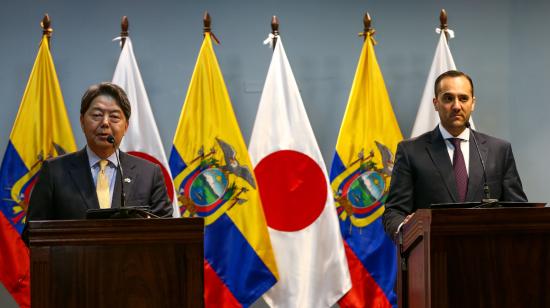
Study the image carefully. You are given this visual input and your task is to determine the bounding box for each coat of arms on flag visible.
[175,137,256,224]
[333,141,395,229]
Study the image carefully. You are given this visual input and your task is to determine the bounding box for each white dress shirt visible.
[439,124,470,175]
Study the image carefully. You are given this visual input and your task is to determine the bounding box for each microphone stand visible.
[107,135,125,209]
[466,123,499,208]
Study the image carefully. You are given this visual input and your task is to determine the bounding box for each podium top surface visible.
[28,218,204,247]
[429,201,546,209]
[401,207,550,251]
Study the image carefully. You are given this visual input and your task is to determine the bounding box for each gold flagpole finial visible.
[359,12,376,44]
[41,14,53,46]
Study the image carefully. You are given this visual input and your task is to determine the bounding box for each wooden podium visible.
[398,207,550,308]
[28,218,204,308]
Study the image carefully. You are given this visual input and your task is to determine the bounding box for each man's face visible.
[433,76,476,136]
[80,95,128,158]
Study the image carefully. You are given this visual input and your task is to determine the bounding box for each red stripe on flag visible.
[128,151,175,202]
[204,259,241,308]
[339,241,392,308]
[0,214,30,308]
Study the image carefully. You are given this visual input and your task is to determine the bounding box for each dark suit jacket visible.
[26,148,173,221]
[382,127,527,236]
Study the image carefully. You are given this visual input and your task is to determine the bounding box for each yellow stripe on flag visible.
[335,34,402,166]
[10,36,76,169]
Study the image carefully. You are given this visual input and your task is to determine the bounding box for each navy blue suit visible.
[383,127,527,236]
[27,148,172,220]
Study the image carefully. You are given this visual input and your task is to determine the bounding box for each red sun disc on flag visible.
[128,151,175,202]
[255,150,327,232]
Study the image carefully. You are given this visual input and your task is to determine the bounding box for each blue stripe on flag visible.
[340,215,398,306]
[169,146,187,176]
[205,213,277,307]
[329,152,345,182]
[0,142,30,234]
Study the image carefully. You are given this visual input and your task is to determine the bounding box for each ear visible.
[433,98,438,111]
[472,96,476,112]
[79,115,84,129]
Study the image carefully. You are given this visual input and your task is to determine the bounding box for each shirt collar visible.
[438,124,470,142]
[86,146,119,168]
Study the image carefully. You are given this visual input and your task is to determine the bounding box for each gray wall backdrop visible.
[2,0,549,306]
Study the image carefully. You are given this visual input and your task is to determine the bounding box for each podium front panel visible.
[29,218,204,308]
[400,208,550,308]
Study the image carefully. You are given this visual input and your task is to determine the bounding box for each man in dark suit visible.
[383,70,527,237]
[26,82,173,221]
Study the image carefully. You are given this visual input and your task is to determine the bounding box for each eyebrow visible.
[441,92,471,96]
[89,107,123,113]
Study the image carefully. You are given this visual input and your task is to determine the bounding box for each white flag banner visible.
[249,35,351,308]
[410,29,475,138]
[112,37,179,217]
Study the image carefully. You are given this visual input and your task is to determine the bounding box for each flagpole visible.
[440,9,449,41]
[120,16,129,49]
[271,16,279,50]
[41,14,52,47]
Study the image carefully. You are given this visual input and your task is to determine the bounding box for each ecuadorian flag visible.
[0,35,76,307]
[169,32,278,307]
[329,30,401,308]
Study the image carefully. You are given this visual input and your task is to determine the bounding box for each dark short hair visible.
[434,70,474,97]
[80,82,131,120]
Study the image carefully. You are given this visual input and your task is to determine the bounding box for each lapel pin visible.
[124,178,132,183]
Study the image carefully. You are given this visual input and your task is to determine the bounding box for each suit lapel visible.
[112,151,136,208]
[466,130,488,201]
[425,128,459,202]
[68,149,100,209]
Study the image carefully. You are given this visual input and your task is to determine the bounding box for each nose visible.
[100,115,110,127]
[451,99,462,110]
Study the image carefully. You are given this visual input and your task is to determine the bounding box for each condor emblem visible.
[177,138,255,225]
[333,141,395,228]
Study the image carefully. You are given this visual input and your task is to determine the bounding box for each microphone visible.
[464,122,499,207]
[107,135,125,208]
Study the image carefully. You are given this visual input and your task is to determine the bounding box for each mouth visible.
[96,133,111,140]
